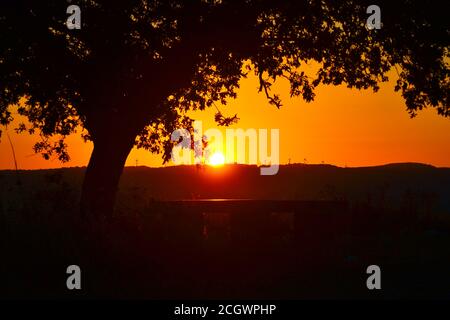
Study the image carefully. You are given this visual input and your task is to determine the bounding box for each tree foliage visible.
[1,0,448,162]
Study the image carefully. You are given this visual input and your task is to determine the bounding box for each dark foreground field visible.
[1,164,450,299]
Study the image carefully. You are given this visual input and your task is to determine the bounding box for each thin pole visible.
[5,125,20,185]
[5,126,18,171]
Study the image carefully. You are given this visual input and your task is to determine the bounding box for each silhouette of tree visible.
[0,1,448,220]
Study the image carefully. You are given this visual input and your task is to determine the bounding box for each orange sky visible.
[1,70,449,170]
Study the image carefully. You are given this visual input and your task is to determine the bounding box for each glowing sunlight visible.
[208,152,225,167]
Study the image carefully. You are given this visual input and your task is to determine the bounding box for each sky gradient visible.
[1,70,449,170]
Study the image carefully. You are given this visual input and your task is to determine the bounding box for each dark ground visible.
[1,163,450,299]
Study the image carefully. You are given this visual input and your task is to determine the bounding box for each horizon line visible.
[1,161,448,172]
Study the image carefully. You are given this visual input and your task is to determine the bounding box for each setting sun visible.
[208,152,225,167]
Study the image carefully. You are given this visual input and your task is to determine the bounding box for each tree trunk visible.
[80,130,136,222]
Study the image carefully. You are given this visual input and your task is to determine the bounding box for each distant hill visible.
[1,163,449,214]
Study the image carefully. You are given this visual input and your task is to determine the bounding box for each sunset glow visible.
[208,152,225,167]
[1,72,449,170]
